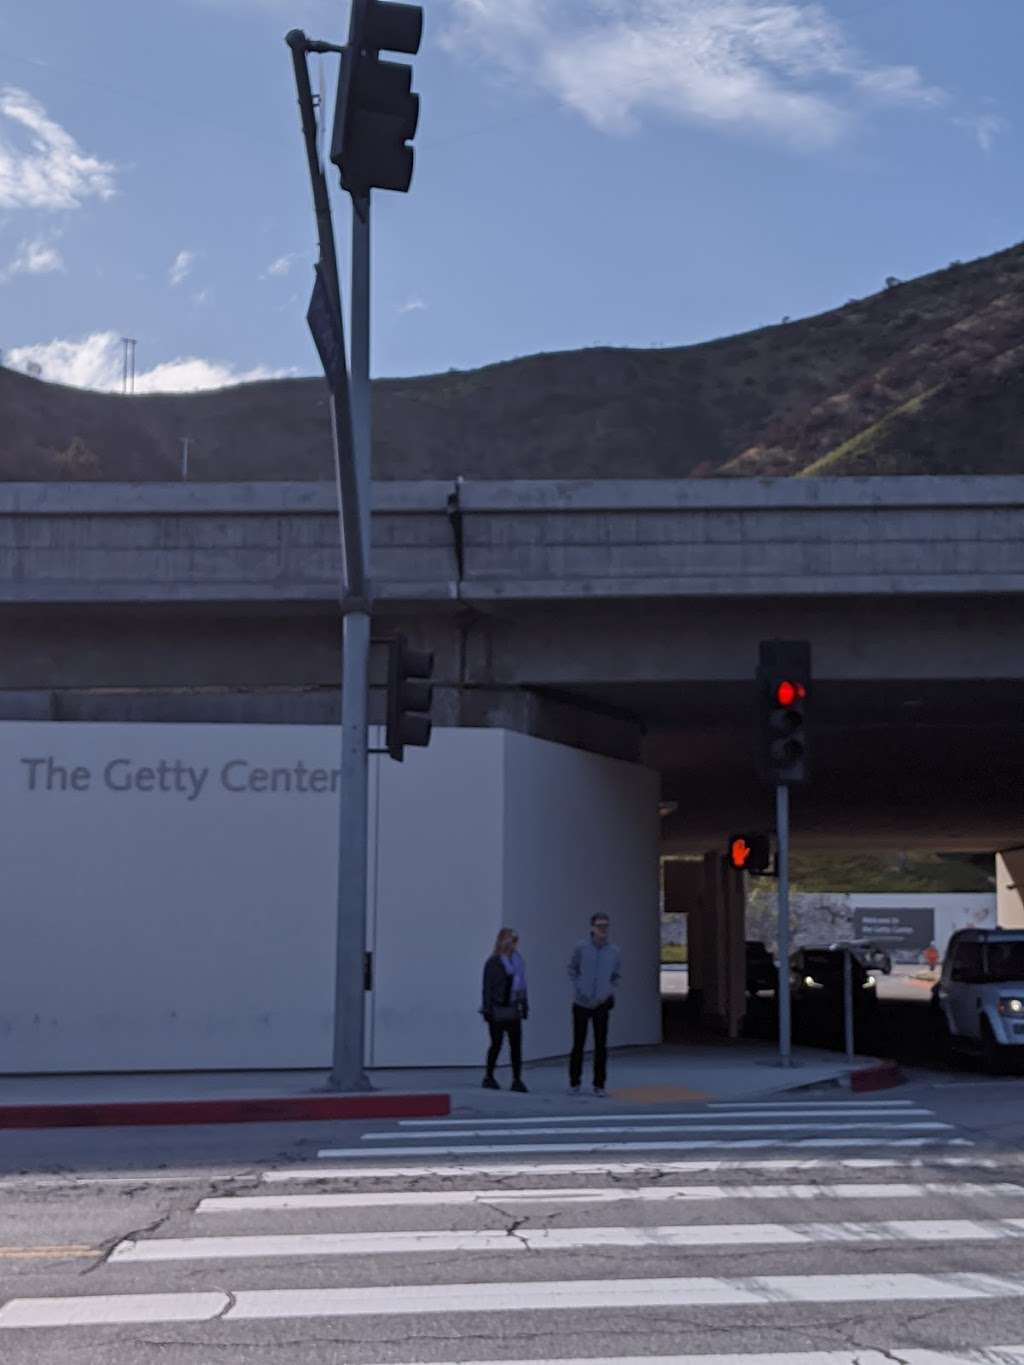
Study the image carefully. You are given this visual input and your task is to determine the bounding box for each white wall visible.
[0,722,659,1073]
[501,732,662,1062]
[0,723,340,1072]
[368,729,505,1067]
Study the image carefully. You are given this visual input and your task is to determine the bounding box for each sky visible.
[0,0,1022,393]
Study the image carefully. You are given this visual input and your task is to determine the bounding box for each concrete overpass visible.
[2,475,1023,853]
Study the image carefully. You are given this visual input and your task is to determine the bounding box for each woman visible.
[480,927,529,1092]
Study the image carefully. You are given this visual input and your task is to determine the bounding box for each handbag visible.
[491,1001,522,1024]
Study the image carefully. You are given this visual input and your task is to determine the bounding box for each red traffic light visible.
[775,679,806,706]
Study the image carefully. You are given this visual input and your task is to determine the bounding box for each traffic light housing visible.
[727,832,773,875]
[331,0,422,197]
[386,633,433,761]
[757,639,811,785]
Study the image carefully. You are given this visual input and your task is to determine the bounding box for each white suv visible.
[934,929,1024,1070]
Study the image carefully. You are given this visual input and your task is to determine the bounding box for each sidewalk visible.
[0,1036,900,1129]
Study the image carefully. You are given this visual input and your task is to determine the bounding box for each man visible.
[567,912,621,1097]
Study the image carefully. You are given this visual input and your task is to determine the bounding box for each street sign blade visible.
[306,264,347,392]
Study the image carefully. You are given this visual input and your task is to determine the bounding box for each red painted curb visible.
[0,1092,450,1131]
[850,1063,905,1093]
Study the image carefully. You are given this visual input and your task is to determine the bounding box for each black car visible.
[745,940,777,997]
[828,939,893,976]
[790,946,880,1046]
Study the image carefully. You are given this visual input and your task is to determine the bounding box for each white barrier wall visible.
[0,723,660,1073]
[500,731,662,1063]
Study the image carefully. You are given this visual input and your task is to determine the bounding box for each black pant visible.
[570,1001,611,1089]
[486,1020,522,1080]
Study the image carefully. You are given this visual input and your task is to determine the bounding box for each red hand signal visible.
[729,837,751,869]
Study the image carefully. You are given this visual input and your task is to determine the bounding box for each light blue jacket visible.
[568,938,622,1009]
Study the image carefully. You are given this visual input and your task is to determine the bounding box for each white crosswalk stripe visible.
[7,1270,1024,1328]
[200,1181,1024,1212]
[398,1102,929,1125]
[266,1154,1004,1182]
[361,1120,954,1139]
[3,1098,1022,1364]
[109,1216,1024,1262]
[317,1135,973,1157]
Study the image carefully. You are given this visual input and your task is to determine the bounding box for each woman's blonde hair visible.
[493,927,519,957]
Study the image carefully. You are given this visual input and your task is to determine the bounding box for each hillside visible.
[5,240,1024,481]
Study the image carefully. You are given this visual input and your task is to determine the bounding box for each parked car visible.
[933,928,1024,1071]
[790,946,879,1046]
[828,939,893,976]
[745,940,777,997]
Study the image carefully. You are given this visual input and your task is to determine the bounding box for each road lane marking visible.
[199,1181,1024,1213]
[264,1155,998,1182]
[0,1291,228,1328]
[8,1271,1024,1327]
[398,1106,935,1127]
[316,1137,974,1159]
[0,1246,95,1261]
[384,1352,1024,1365]
[108,1217,1024,1263]
[363,1121,952,1141]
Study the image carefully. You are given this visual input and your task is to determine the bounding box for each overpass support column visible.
[997,851,1024,928]
[689,852,746,1039]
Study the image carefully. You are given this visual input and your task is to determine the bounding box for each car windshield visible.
[983,941,1024,983]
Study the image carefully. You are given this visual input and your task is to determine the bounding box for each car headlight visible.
[803,975,824,989]
[864,975,877,989]
[997,997,1024,1016]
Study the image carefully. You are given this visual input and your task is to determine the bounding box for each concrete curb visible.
[0,1092,450,1130]
[771,1060,906,1097]
[849,1062,906,1093]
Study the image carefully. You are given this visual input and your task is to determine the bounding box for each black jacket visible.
[481,954,529,1022]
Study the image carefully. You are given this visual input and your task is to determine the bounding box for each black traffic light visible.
[331,0,423,197]
[757,639,811,785]
[728,832,773,875]
[386,633,433,761]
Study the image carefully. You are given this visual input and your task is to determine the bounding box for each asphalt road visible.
[1,1074,1024,1364]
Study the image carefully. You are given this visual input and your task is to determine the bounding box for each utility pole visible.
[180,437,191,481]
[121,337,137,395]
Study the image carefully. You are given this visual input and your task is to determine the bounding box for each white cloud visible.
[398,296,427,314]
[6,331,293,393]
[0,236,64,282]
[954,113,1007,153]
[442,0,944,148]
[169,249,195,286]
[264,253,297,278]
[0,86,116,209]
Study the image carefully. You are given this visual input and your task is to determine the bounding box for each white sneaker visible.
[592,1086,607,1097]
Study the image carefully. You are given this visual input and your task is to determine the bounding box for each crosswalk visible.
[314,1097,975,1159]
[3,1096,1024,1364]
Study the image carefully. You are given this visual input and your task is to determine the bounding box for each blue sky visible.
[0,0,1021,392]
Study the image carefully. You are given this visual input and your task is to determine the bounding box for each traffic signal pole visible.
[287,31,371,1094]
[775,782,793,1066]
[330,189,374,1094]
